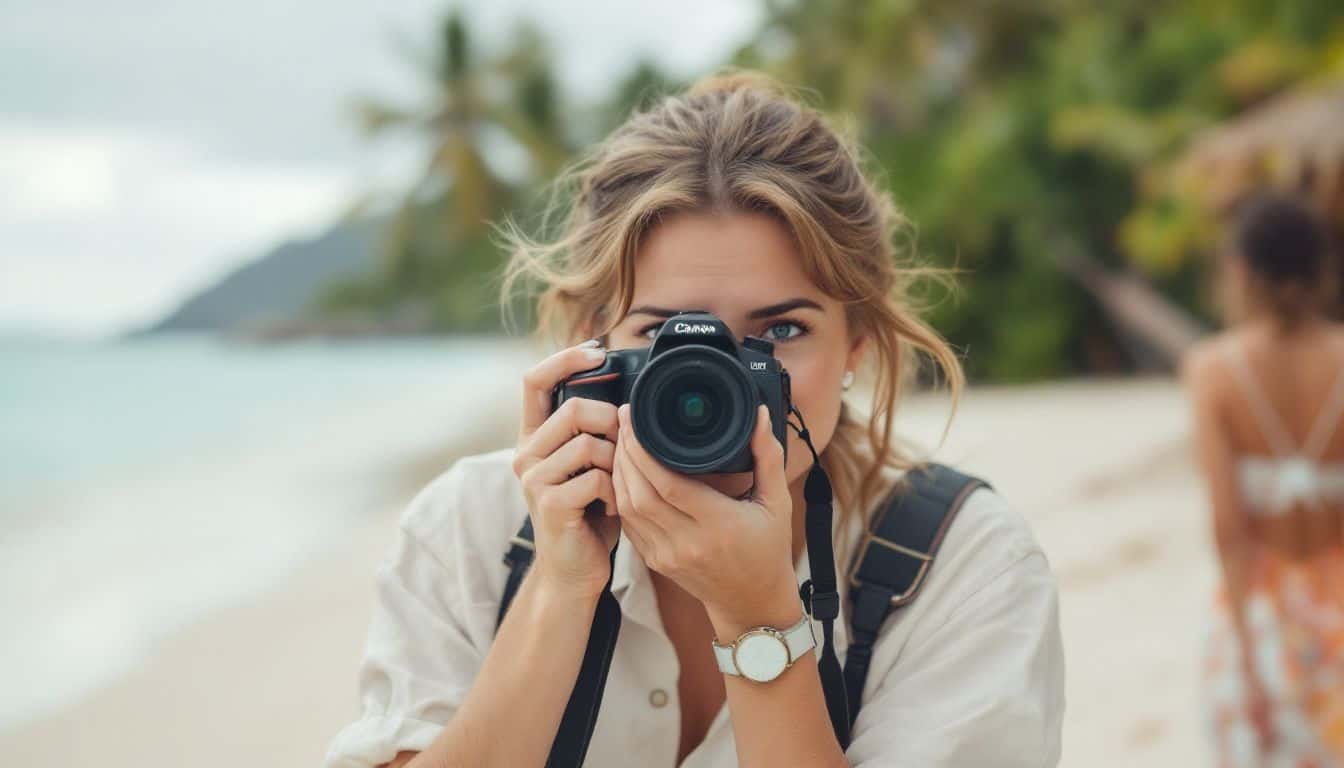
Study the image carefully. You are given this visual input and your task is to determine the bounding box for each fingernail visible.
[578,338,601,348]
[584,347,607,361]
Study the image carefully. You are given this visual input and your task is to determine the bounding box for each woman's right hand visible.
[512,340,622,601]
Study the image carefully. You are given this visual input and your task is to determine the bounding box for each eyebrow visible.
[626,297,824,321]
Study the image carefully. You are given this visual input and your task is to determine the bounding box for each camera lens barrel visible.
[629,345,756,474]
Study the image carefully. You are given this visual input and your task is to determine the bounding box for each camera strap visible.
[789,408,850,746]
[774,407,992,748]
[497,503,620,768]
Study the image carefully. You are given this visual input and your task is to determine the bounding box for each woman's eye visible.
[762,321,806,341]
[637,324,661,341]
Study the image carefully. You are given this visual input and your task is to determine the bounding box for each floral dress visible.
[1202,544,1344,766]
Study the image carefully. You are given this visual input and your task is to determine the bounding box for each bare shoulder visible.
[1181,333,1229,382]
[1179,332,1239,404]
[1326,323,1344,348]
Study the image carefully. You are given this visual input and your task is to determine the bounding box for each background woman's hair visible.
[1228,193,1333,331]
[499,70,963,559]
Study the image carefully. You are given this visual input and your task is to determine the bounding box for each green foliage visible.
[329,1,1343,379]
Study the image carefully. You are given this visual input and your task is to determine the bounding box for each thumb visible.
[750,403,788,508]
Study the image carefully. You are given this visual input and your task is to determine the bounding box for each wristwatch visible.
[712,611,816,683]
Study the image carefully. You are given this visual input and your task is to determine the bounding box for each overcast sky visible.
[1,0,761,336]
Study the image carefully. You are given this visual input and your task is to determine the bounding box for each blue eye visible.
[763,321,806,341]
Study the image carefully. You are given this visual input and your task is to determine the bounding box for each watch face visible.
[733,630,789,683]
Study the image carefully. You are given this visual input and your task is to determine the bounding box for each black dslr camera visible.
[553,311,793,474]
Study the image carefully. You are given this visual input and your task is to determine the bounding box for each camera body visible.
[553,311,792,474]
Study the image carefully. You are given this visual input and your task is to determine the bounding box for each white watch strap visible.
[784,613,817,661]
[713,612,816,677]
[713,642,735,674]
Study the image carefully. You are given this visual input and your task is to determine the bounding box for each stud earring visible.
[841,371,854,391]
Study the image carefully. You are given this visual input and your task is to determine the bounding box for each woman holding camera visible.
[326,72,1064,768]
[1185,195,1344,765]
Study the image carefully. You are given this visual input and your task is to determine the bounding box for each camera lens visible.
[630,345,755,473]
[677,392,710,427]
[657,377,724,445]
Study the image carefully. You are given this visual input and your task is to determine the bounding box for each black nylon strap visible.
[496,501,620,768]
[497,516,535,627]
[840,463,989,732]
[842,583,894,725]
[546,546,620,767]
[798,462,850,748]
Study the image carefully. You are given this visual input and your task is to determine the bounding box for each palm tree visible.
[353,11,569,287]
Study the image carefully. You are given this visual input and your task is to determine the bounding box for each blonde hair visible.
[500,70,964,558]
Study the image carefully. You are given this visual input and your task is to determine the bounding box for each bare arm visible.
[384,569,600,768]
[1183,349,1257,676]
[706,587,849,768]
[373,341,623,767]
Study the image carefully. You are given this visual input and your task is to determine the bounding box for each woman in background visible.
[1184,194,1344,765]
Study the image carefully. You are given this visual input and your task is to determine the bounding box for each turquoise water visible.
[0,332,533,729]
[1,333,489,505]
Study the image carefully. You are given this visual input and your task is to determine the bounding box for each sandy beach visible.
[0,374,1216,767]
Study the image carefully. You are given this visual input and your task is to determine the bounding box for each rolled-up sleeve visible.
[325,461,505,768]
[846,551,1066,767]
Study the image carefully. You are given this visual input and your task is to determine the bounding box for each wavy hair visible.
[500,70,963,560]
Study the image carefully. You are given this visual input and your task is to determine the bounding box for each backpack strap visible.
[841,463,990,731]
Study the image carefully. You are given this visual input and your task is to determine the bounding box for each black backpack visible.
[496,462,989,766]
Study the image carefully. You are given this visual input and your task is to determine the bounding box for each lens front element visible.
[631,346,755,473]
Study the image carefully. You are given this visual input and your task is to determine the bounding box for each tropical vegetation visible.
[319,1,1344,381]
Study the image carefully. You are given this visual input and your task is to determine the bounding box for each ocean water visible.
[0,333,534,730]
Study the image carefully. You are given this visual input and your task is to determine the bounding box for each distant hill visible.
[138,218,381,335]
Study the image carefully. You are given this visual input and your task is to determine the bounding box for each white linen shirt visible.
[325,448,1065,767]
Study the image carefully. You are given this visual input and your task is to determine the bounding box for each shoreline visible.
[0,376,1216,766]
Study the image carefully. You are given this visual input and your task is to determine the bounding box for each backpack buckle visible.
[846,530,933,607]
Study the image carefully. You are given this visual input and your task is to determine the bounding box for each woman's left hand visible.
[612,402,802,635]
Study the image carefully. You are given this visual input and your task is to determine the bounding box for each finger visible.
[617,404,728,520]
[537,468,615,528]
[615,426,697,534]
[613,446,672,558]
[621,514,653,557]
[520,341,607,436]
[748,403,789,508]
[522,397,619,468]
[614,439,669,534]
[522,432,617,489]
[612,436,632,519]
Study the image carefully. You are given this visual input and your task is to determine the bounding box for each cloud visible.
[0,0,761,335]
[0,121,351,336]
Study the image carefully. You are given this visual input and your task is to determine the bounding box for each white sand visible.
[0,376,1215,767]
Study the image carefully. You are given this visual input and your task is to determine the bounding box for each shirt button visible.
[649,688,669,708]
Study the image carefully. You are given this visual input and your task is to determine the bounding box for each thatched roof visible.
[1177,84,1344,216]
